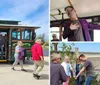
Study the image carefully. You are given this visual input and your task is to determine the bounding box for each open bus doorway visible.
[0,30,9,60]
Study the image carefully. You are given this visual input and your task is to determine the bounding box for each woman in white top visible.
[12,41,26,71]
[61,56,73,85]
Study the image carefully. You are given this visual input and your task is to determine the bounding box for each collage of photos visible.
[0,0,100,85]
[50,0,100,85]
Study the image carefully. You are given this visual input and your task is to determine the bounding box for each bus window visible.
[12,31,20,40]
[32,30,36,40]
[22,30,32,40]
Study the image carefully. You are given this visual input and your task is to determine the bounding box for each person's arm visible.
[16,50,20,53]
[59,65,67,82]
[75,67,86,79]
[15,46,20,53]
[69,64,73,73]
[88,22,100,30]
[63,23,80,39]
[69,64,74,77]
[63,24,72,39]
[75,60,89,79]
[37,45,44,60]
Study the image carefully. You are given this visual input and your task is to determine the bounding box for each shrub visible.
[69,74,100,85]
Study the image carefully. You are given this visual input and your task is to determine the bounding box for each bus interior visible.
[50,0,100,42]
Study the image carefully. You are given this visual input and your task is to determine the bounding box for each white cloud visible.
[0,0,49,36]
[0,0,47,20]
[20,7,49,35]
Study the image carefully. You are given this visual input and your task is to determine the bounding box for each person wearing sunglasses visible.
[63,6,100,41]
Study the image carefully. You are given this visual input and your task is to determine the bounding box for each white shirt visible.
[61,62,72,77]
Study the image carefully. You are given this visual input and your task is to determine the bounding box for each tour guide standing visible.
[63,6,100,41]
[31,39,44,79]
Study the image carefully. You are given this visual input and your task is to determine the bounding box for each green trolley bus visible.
[0,20,40,62]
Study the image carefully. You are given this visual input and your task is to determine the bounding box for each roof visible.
[79,52,100,54]
[58,51,100,54]
[0,20,20,22]
[0,20,20,25]
[50,0,100,21]
[0,24,40,29]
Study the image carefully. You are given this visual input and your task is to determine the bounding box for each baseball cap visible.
[51,53,61,61]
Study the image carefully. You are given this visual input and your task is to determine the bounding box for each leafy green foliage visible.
[91,74,100,85]
[36,33,47,45]
[69,77,76,85]
[59,42,75,63]
[69,74,100,85]
[50,43,100,85]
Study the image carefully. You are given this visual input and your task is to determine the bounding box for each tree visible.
[36,33,47,45]
[58,42,75,63]
[50,42,75,63]
[50,42,100,85]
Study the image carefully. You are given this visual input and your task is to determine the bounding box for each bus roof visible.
[0,24,40,29]
[0,20,20,22]
[0,20,20,25]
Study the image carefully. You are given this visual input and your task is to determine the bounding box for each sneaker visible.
[21,69,27,71]
[12,67,15,70]
[33,73,40,79]
[33,73,39,77]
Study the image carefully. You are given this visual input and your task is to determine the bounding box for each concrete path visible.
[0,57,49,85]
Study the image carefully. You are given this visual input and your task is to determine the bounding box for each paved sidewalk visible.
[0,57,49,85]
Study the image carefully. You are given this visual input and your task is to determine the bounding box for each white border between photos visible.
[49,0,50,85]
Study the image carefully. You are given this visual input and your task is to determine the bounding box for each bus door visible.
[0,30,9,60]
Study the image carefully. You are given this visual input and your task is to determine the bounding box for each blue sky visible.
[57,42,100,52]
[0,0,49,37]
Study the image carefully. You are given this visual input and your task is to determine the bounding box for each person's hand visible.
[75,76,78,80]
[40,56,44,61]
[41,58,44,61]
[2,45,4,48]
[70,23,80,30]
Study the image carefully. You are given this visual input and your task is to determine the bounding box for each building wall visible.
[79,52,100,58]
[79,52,100,69]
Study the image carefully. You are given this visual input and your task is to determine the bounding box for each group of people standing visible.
[11,39,44,79]
[50,53,94,85]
